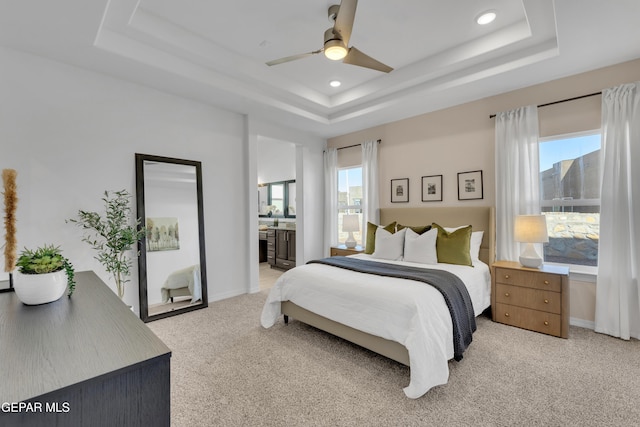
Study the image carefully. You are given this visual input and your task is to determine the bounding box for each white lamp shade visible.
[342,215,360,232]
[514,215,549,243]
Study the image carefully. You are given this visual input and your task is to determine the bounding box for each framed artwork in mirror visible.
[457,170,483,200]
[391,178,409,203]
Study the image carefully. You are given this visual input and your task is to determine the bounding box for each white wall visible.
[0,47,255,312]
[257,137,296,184]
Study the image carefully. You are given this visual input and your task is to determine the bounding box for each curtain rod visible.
[488,91,602,119]
[335,139,381,151]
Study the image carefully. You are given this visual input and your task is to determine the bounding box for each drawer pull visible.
[504,292,510,297]
[282,262,290,266]
[504,313,510,318]
[544,299,549,304]
[544,321,549,326]
[504,274,510,279]
[544,280,549,285]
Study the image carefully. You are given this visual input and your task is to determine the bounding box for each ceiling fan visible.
[266,0,393,73]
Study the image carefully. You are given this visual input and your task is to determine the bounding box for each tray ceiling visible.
[2,0,640,138]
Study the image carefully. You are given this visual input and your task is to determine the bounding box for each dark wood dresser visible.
[0,271,171,426]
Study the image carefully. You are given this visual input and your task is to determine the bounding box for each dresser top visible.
[0,271,171,403]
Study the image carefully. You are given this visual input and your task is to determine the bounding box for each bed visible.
[160,264,202,304]
[261,207,495,398]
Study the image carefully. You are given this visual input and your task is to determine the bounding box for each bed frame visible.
[281,206,495,366]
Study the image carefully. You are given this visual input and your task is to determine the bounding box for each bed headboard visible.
[379,206,495,266]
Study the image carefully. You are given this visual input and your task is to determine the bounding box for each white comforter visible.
[260,254,491,398]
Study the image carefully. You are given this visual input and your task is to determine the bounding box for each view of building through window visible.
[539,132,601,266]
[338,166,363,245]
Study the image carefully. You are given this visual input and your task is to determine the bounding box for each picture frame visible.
[145,217,180,252]
[457,170,483,200]
[421,175,443,202]
[390,178,409,203]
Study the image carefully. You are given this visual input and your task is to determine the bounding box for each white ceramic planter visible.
[14,270,67,305]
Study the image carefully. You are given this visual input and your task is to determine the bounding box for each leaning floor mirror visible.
[135,153,208,322]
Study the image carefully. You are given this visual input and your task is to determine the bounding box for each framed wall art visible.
[391,178,409,203]
[457,170,483,200]
[421,175,443,202]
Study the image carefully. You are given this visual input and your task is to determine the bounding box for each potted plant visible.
[14,244,76,305]
[68,190,145,300]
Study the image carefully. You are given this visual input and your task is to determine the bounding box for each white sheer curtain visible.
[495,105,541,262]
[362,140,379,243]
[324,148,338,257]
[595,82,640,340]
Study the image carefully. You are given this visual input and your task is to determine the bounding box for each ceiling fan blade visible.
[266,50,322,66]
[334,0,357,47]
[343,47,393,73]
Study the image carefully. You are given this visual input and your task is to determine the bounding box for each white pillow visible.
[470,231,484,262]
[372,228,406,261]
[444,226,484,262]
[403,228,438,264]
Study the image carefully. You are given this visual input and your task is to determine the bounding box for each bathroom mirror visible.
[135,153,208,322]
[257,180,296,218]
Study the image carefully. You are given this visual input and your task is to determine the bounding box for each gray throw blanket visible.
[307,256,476,361]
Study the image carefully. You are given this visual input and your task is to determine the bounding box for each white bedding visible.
[260,254,491,398]
[160,264,202,304]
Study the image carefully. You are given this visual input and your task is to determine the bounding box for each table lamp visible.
[514,214,549,268]
[342,215,360,249]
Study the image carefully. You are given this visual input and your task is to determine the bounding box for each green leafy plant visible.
[16,244,76,296]
[68,190,145,299]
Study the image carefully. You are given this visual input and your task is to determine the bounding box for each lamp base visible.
[344,231,357,248]
[519,255,543,268]
[519,243,543,268]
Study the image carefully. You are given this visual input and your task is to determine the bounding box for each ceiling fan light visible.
[324,40,348,60]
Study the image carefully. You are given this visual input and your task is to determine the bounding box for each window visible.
[337,166,363,245]
[539,131,601,267]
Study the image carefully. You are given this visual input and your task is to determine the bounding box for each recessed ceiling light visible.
[476,10,497,25]
[329,80,341,88]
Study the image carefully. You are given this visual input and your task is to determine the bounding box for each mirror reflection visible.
[258,180,296,218]
[270,183,284,216]
[136,154,208,322]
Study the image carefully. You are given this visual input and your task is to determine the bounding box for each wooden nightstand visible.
[491,261,570,338]
[330,244,364,256]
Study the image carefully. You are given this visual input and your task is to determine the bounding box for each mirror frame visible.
[135,153,208,322]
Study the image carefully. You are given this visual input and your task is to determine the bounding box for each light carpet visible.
[148,291,640,427]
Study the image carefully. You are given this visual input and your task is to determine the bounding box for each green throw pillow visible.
[432,223,472,266]
[397,224,432,235]
[365,221,396,254]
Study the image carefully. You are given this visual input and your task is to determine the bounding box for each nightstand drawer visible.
[494,267,562,292]
[331,248,352,256]
[495,303,561,337]
[330,245,364,257]
[495,283,561,314]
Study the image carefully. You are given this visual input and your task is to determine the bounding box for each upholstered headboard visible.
[379,206,495,266]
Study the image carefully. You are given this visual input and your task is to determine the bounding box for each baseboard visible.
[570,317,595,330]
[209,288,248,302]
